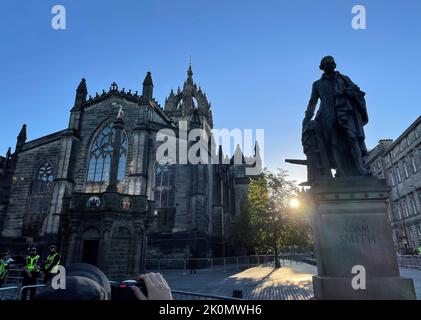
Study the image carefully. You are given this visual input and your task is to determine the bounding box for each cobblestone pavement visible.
[399,267,421,299]
[163,264,421,300]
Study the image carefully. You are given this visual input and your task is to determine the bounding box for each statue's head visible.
[319,56,336,73]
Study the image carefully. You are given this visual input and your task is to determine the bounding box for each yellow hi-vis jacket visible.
[0,259,8,280]
[26,255,40,272]
[44,253,61,273]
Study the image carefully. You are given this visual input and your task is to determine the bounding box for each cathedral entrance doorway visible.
[82,240,99,266]
[81,227,100,266]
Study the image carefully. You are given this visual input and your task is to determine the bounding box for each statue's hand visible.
[303,111,313,123]
[302,117,312,131]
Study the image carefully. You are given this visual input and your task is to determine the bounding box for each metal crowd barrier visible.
[0,284,46,300]
[145,254,314,271]
[20,284,46,300]
[3,269,24,286]
[0,286,20,300]
[0,269,46,300]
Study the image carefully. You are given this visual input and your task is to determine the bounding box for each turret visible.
[4,147,11,170]
[69,78,87,131]
[232,144,245,165]
[74,78,87,108]
[142,72,154,100]
[164,89,176,111]
[15,124,27,154]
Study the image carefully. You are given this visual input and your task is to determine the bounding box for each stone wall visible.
[1,133,63,239]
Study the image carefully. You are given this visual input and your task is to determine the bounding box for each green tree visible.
[265,169,312,251]
[228,175,268,254]
[229,168,313,267]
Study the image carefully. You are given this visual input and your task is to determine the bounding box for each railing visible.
[20,284,46,300]
[397,254,421,269]
[1,269,45,288]
[2,269,25,286]
[0,269,46,300]
[145,253,421,271]
[0,286,20,300]
[0,284,47,300]
[145,254,314,271]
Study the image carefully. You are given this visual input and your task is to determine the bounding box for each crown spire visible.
[187,60,193,84]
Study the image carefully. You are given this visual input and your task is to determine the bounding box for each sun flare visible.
[289,198,300,209]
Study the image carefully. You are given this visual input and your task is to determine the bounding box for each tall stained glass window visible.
[86,123,127,192]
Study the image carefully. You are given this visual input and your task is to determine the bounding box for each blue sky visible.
[0,0,420,184]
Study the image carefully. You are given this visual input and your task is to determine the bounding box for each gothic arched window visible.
[32,161,54,194]
[23,161,55,236]
[154,164,175,208]
[85,123,128,192]
[37,161,54,182]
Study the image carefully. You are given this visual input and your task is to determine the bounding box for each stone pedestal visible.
[310,177,416,300]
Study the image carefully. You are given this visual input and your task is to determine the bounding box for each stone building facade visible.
[366,116,421,253]
[0,66,257,278]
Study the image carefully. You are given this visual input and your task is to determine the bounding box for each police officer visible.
[21,246,40,300]
[42,244,61,284]
[0,250,10,287]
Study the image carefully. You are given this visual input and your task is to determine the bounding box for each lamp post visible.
[268,213,281,268]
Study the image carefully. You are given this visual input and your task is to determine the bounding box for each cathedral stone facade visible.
[0,66,257,279]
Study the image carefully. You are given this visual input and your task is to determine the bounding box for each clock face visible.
[120,197,132,210]
[87,196,101,209]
